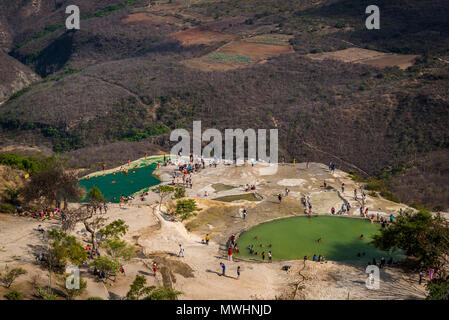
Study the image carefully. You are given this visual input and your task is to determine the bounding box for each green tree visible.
[175,199,200,221]
[98,219,129,241]
[372,209,449,268]
[145,286,183,300]
[101,238,135,261]
[46,229,88,271]
[91,256,122,279]
[126,275,153,300]
[88,186,104,203]
[372,209,449,300]
[152,185,175,211]
[126,275,182,300]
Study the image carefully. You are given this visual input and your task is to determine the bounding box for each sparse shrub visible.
[0,203,16,213]
[4,290,23,300]
[0,266,27,288]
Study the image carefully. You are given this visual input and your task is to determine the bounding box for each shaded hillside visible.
[0,51,41,104]
[0,0,448,209]
[389,150,449,211]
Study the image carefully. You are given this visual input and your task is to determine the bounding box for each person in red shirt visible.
[231,234,236,245]
[153,262,157,276]
[228,247,233,261]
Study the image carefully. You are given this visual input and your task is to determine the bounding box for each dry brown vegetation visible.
[307,48,419,70]
[0,0,448,209]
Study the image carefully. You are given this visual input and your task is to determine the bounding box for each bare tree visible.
[62,202,105,257]
[22,165,82,209]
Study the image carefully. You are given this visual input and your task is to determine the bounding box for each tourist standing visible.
[237,266,241,279]
[178,244,184,258]
[228,247,233,261]
[268,251,272,262]
[243,209,247,220]
[220,262,226,276]
[205,234,210,245]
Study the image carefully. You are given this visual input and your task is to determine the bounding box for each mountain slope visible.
[0,0,448,209]
[0,51,41,105]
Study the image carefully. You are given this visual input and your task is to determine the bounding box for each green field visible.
[213,193,259,202]
[79,162,160,203]
[212,183,235,192]
[204,52,252,64]
[236,216,403,264]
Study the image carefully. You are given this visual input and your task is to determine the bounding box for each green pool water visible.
[79,162,160,203]
[236,216,403,264]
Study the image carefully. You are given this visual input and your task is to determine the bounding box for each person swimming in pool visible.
[317,237,322,243]
[360,234,364,240]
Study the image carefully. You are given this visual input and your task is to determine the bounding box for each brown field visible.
[122,12,182,25]
[307,48,419,70]
[171,27,236,46]
[218,40,293,61]
[184,34,294,71]
[182,59,238,71]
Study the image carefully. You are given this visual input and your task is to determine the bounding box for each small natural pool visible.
[236,216,403,264]
[79,162,160,203]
